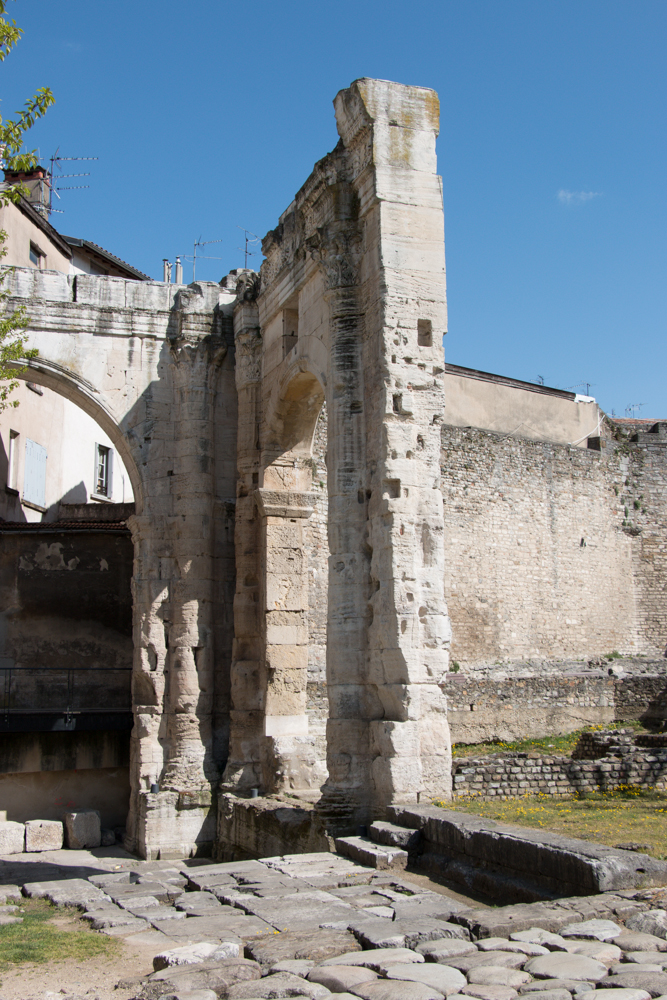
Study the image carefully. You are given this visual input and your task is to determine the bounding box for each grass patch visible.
[0,898,120,972]
[451,720,646,759]
[433,786,667,858]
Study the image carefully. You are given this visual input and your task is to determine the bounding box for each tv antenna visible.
[47,148,98,216]
[192,236,226,282]
[565,381,595,396]
[625,403,644,418]
[237,227,260,268]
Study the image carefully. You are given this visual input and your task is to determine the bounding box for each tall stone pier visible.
[222,78,453,829]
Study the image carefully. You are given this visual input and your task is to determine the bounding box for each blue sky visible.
[4,0,665,418]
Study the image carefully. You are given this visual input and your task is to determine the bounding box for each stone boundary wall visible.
[445,663,667,744]
[441,424,667,667]
[451,748,667,798]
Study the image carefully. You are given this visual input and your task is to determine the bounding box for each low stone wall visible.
[388,803,667,901]
[445,660,667,745]
[215,792,330,861]
[452,748,667,798]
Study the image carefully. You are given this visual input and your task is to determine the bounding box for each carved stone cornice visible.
[168,332,227,368]
[306,224,362,290]
[235,271,261,303]
[234,327,262,386]
[255,489,316,519]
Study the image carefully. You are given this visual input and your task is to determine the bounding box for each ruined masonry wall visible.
[441,426,667,667]
[452,749,667,798]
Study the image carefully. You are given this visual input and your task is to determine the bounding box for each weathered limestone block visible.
[0,821,25,854]
[64,809,101,849]
[25,819,64,852]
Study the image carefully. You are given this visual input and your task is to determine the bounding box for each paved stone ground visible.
[3,850,667,1000]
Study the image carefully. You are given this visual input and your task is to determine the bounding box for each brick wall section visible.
[440,426,667,666]
[452,749,667,798]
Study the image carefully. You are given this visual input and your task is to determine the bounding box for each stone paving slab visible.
[9,843,667,1000]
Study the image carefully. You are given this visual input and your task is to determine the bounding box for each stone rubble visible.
[6,850,667,1000]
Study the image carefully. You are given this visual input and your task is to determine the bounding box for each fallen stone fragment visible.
[323,949,425,970]
[587,991,651,1000]
[524,953,608,982]
[614,933,667,954]
[0,913,22,925]
[246,930,361,970]
[599,972,667,997]
[227,971,332,999]
[417,939,478,960]
[0,885,20,904]
[627,912,667,941]
[24,819,63,852]
[446,953,527,973]
[383,962,466,995]
[463,986,520,1000]
[561,919,623,941]
[308,966,378,992]
[511,931,569,951]
[153,940,241,970]
[467,968,532,988]
[351,981,445,1000]
[478,939,549,957]
[63,809,101,849]
[0,820,25,854]
[118,895,163,911]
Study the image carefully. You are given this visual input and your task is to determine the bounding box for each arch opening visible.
[0,357,139,840]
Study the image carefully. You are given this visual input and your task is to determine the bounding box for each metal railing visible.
[1,665,132,725]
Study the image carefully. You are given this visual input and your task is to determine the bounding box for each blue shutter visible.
[23,439,47,507]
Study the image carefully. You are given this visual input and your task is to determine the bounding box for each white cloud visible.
[557,189,602,205]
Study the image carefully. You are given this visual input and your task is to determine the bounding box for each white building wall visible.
[0,381,133,523]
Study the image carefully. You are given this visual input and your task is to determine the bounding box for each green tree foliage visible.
[0,0,55,409]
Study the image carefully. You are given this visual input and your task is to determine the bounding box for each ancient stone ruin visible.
[0,78,665,861]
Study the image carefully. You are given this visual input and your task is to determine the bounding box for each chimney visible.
[3,165,51,217]
[174,256,183,284]
[162,259,172,283]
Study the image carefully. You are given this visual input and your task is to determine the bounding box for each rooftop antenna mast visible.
[237,226,260,268]
[48,148,98,216]
[192,236,225,282]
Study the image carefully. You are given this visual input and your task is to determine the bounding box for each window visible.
[23,438,47,508]
[29,243,45,268]
[7,430,18,490]
[95,444,113,498]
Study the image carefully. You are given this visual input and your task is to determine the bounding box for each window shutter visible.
[107,448,114,499]
[23,439,47,507]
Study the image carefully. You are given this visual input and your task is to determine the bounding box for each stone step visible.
[334,836,408,871]
[369,821,421,851]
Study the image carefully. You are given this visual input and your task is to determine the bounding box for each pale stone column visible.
[306,225,375,829]
[335,79,453,810]
[126,284,228,856]
[222,276,266,791]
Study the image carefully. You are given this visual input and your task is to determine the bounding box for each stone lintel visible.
[255,488,317,518]
[264,714,309,738]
